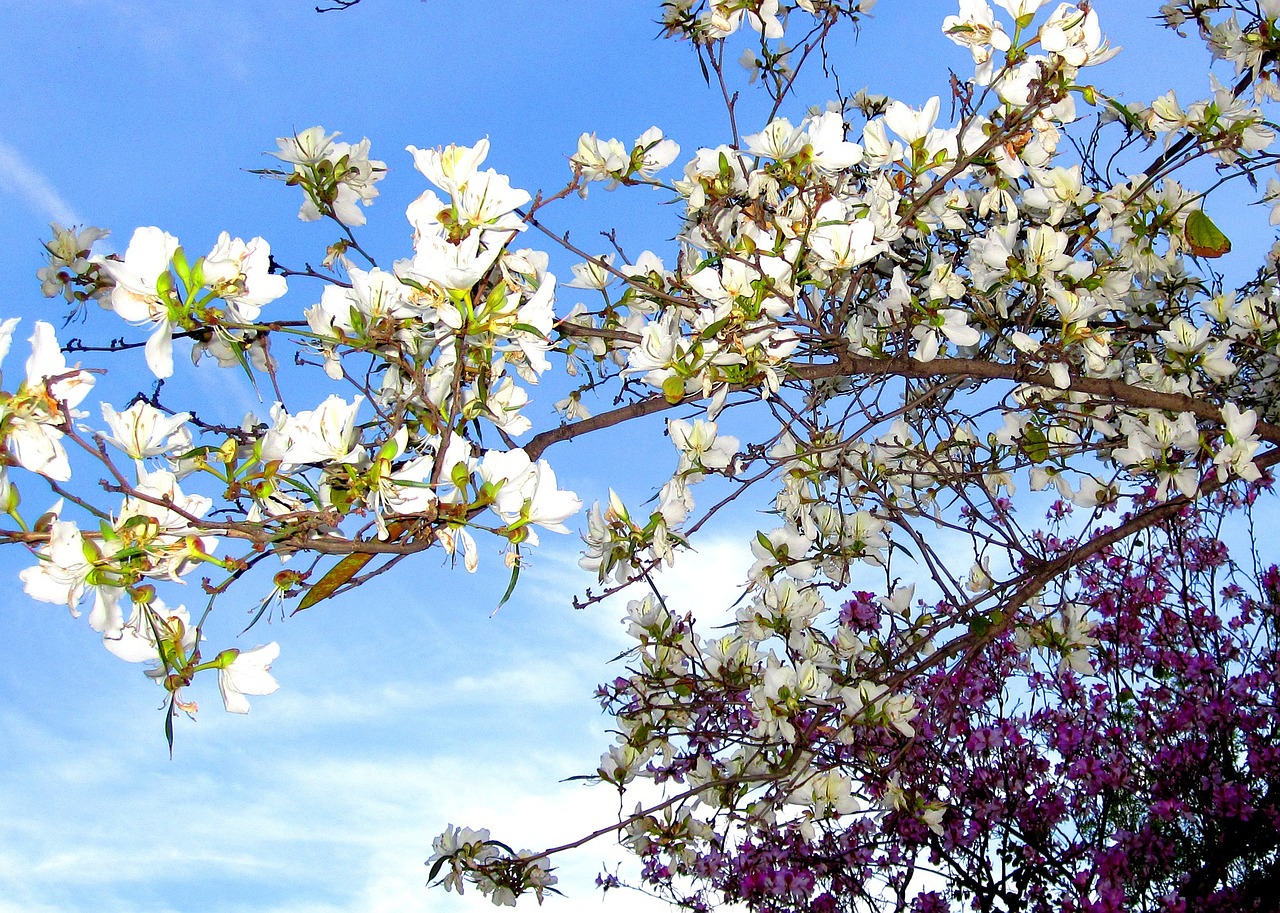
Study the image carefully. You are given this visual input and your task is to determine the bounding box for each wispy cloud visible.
[0,138,81,226]
[0,719,669,912]
[2,494,746,913]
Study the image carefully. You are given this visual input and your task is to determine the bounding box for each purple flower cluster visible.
[605,495,1280,912]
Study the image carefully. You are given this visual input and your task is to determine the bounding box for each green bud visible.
[210,648,241,670]
[189,256,206,291]
[2,482,20,515]
[662,375,685,404]
[171,247,191,283]
[155,269,176,300]
[484,284,507,315]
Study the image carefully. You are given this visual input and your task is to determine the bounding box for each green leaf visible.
[1022,425,1049,464]
[1185,209,1232,258]
[888,538,917,561]
[494,551,521,613]
[700,317,729,340]
[164,693,176,758]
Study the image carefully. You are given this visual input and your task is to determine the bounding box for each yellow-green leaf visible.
[295,551,373,612]
[295,520,415,613]
[1185,209,1232,259]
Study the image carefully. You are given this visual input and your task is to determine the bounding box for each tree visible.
[5,0,1280,909]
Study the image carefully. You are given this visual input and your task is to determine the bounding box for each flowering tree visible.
[7,0,1280,909]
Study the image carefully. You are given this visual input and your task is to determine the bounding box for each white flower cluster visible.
[427,825,558,906]
[3,138,587,722]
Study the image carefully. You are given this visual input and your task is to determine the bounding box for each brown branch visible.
[795,352,1280,445]
[889,445,1280,691]
[524,393,678,462]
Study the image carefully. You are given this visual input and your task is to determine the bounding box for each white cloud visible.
[0,556,676,913]
[526,532,754,646]
[0,138,81,225]
[1,709,671,911]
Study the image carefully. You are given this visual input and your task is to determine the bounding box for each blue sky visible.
[1,2,1274,911]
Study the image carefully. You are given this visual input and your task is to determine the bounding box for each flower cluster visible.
[95,225,287,377]
[268,126,386,225]
[426,825,558,906]
[3,138,584,729]
[37,222,112,310]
